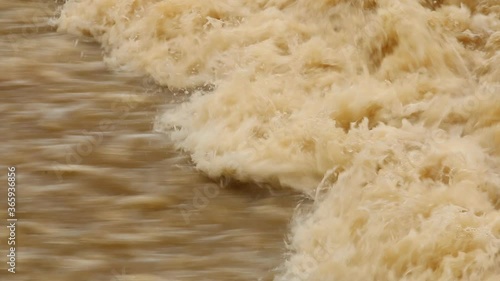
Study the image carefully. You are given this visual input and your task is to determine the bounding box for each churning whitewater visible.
[57,0,499,280]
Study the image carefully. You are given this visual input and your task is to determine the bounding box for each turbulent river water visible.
[1,0,499,280]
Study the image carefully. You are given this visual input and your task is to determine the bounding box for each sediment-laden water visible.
[2,0,499,280]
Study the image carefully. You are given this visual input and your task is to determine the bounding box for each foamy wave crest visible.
[58,0,499,280]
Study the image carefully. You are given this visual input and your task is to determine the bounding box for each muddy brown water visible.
[0,1,300,280]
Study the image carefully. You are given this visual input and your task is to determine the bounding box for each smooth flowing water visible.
[1,0,499,280]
